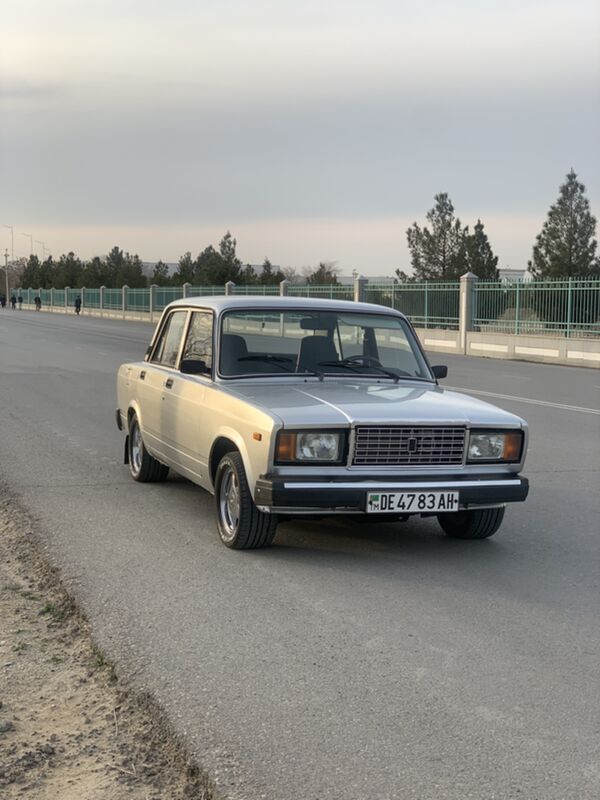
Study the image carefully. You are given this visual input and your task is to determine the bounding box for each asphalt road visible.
[1,309,599,800]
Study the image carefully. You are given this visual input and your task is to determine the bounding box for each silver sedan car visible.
[116,296,529,549]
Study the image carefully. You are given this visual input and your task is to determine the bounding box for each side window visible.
[182,312,213,374]
[151,311,188,367]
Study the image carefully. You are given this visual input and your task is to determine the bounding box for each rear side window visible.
[182,311,213,374]
[151,311,188,367]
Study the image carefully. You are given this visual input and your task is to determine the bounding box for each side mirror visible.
[432,365,448,380]
[180,358,209,376]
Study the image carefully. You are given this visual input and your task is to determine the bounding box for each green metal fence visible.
[287,284,354,300]
[365,282,461,329]
[13,278,600,339]
[126,288,150,311]
[475,279,600,338]
[231,285,280,296]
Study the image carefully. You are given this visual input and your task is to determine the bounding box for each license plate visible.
[366,491,459,514]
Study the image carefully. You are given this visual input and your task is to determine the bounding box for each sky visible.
[1,0,599,276]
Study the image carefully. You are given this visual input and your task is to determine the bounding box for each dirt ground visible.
[0,495,212,799]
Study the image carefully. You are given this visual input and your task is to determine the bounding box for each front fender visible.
[209,426,258,494]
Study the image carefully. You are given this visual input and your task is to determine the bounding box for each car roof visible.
[164,295,407,318]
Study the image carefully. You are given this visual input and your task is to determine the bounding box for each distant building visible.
[498,268,532,283]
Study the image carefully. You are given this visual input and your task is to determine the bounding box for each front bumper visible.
[254,474,529,514]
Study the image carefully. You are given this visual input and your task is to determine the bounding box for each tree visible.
[257,258,284,285]
[465,220,499,279]
[281,266,299,283]
[403,193,469,280]
[81,256,107,288]
[54,252,84,288]
[150,260,171,286]
[305,261,340,285]
[119,253,147,288]
[172,252,195,284]
[529,170,599,278]
[195,245,229,284]
[20,254,42,288]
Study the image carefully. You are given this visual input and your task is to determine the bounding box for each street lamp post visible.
[4,249,9,300]
[22,232,33,256]
[2,224,14,261]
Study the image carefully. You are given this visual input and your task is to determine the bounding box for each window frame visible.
[148,309,190,368]
[180,309,215,380]
[216,306,435,382]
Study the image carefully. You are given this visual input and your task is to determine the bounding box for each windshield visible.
[219,309,432,380]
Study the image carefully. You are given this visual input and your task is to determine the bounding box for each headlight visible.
[467,430,523,463]
[276,431,344,463]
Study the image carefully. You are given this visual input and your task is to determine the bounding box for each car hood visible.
[221,380,525,428]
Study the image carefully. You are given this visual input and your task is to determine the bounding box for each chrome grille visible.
[352,426,465,466]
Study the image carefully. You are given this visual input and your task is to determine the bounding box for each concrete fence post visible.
[225,281,235,296]
[150,284,158,322]
[279,279,289,296]
[50,287,54,309]
[354,275,367,303]
[38,288,42,310]
[64,286,70,309]
[100,285,106,317]
[122,285,129,318]
[183,282,192,298]
[459,272,478,354]
[81,287,86,312]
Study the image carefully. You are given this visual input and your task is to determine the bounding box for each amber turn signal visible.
[276,432,297,462]
[503,431,523,462]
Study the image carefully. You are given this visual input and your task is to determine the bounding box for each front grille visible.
[352,426,465,466]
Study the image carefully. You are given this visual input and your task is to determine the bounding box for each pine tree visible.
[173,252,195,284]
[403,194,469,280]
[529,170,599,278]
[150,260,171,286]
[465,220,499,279]
[258,258,284,285]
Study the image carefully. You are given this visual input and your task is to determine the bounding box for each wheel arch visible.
[209,430,254,493]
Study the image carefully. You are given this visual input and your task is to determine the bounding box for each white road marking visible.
[448,386,600,415]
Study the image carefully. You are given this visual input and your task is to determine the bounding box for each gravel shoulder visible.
[0,494,212,800]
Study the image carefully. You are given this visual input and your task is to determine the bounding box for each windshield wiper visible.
[238,355,293,364]
[235,355,324,380]
[318,359,400,383]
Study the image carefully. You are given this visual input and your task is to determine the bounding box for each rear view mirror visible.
[432,365,448,380]
[300,314,337,331]
[181,359,209,375]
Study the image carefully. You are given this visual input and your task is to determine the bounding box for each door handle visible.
[140,370,146,380]
[164,378,174,389]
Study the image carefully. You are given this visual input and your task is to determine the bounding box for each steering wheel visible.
[344,354,383,367]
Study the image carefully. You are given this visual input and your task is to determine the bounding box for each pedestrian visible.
[0,295,5,309]
[17,294,23,310]
[10,294,17,310]
[74,295,82,315]
[34,296,42,311]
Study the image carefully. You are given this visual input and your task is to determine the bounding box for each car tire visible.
[128,414,169,483]
[437,507,505,539]
[215,451,277,549]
